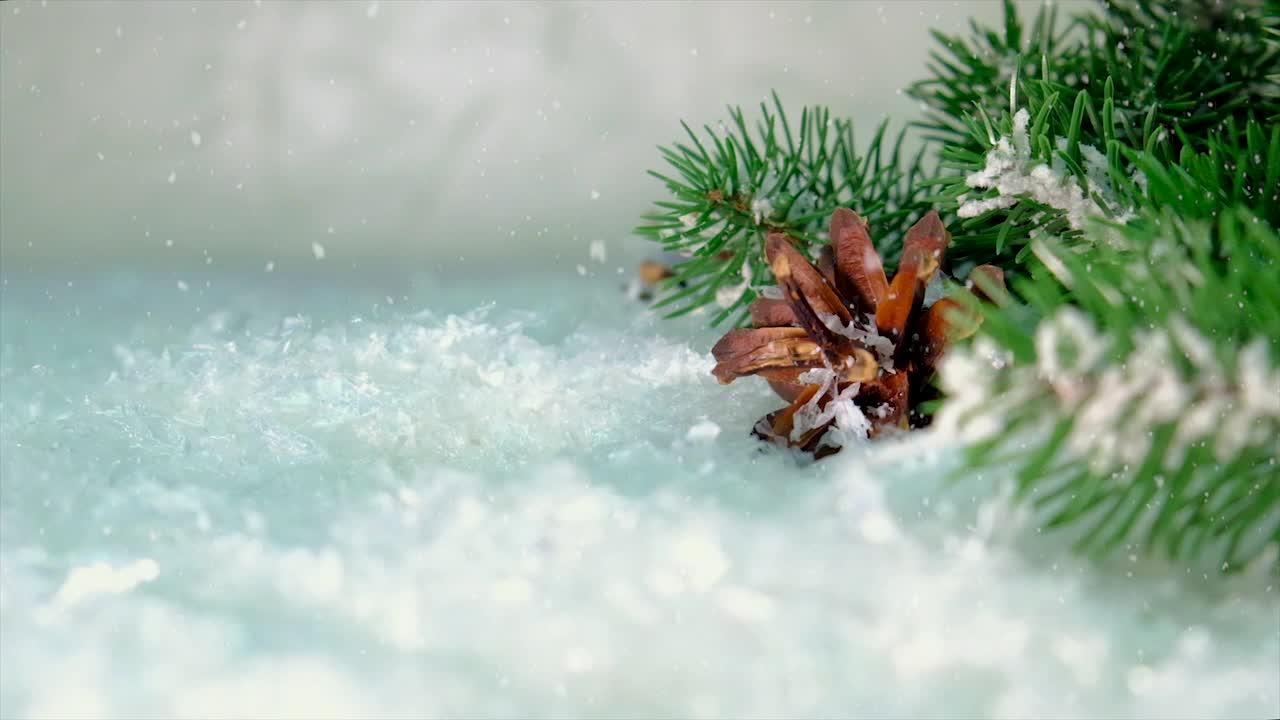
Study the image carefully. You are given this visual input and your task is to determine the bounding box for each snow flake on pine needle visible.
[958,108,1134,231]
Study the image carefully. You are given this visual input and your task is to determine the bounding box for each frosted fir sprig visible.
[938,208,1280,571]
[934,81,1278,270]
[940,317,1279,571]
[956,106,1132,231]
[914,0,1280,270]
[930,76,1151,270]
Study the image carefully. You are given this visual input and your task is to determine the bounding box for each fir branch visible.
[908,0,1280,158]
[938,205,1280,571]
[910,0,1280,269]
[931,81,1278,272]
[639,1,1277,320]
[920,1,1280,569]
[636,93,930,326]
[934,80,1142,270]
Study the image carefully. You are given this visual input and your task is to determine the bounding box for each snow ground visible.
[1,272,1275,719]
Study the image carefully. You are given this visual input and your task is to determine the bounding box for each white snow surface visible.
[1,272,1276,719]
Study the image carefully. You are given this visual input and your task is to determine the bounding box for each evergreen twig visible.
[636,93,931,327]
[910,0,1280,270]
[939,204,1280,571]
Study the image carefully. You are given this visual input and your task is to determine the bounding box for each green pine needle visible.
[636,93,932,327]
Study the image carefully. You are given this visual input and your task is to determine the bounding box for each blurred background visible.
[1,0,1051,281]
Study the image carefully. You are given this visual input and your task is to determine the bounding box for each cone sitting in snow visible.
[711,208,1004,458]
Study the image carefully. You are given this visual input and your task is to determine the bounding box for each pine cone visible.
[710,208,1004,457]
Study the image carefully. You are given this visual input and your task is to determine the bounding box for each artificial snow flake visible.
[589,239,607,263]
